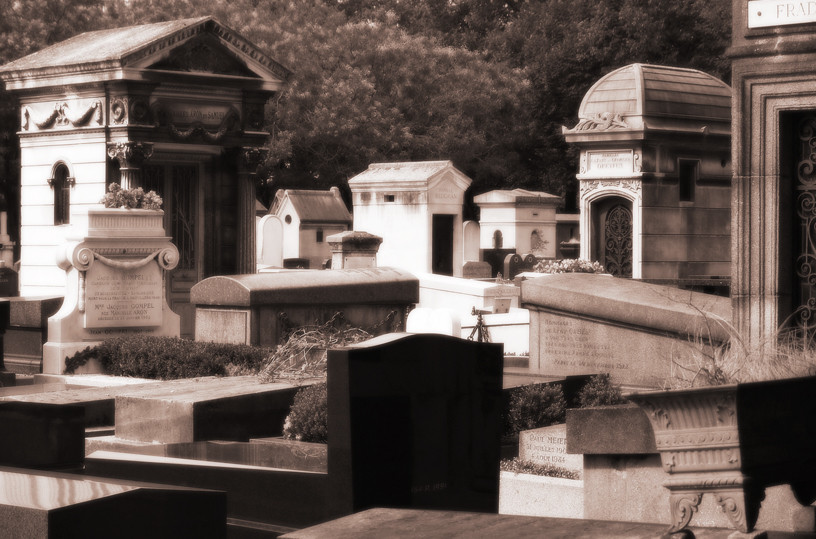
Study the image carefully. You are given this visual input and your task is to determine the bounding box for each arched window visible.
[492,230,503,249]
[48,163,74,225]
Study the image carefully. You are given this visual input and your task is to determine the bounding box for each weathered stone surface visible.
[85,450,328,530]
[462,261,492,279]
[566,404,656,455]
[522,273,730,387]
[114,376,308,443]
[519,423,582,474]
[279,507,743,538]
[0,466,226,539]
[499,472,583,519]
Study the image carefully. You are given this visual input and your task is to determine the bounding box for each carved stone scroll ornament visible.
[21,100,103,131]
[571,112,629,132]
[668,492,702,533]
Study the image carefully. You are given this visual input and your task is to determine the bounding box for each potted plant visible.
[87,183,164,237]
[627,327,816,536]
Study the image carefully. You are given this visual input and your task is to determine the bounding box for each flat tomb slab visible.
[279,507,742,539]
[114,376,315,443]
[0,466,226,539]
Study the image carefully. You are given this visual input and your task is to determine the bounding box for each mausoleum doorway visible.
[591,196,633,277]
[432,213,455,276]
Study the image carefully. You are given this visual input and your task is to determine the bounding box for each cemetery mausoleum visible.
[349,161,472,277]
[563,64,731,287]
[0,17,289,336]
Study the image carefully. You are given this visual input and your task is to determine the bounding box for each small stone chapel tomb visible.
[0,16,290,337]
[474,189,562,260]
[562,64,731,285]
[348,161,472,277]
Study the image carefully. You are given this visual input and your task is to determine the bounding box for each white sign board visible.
[748,1,816,28]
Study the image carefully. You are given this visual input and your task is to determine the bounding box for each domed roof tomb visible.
[562,64,731,285]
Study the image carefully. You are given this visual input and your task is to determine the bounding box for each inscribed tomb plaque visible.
[519,423,582,475]
[85,262,163,328]
[586,151,633,176]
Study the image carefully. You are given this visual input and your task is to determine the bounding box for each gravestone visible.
[43,208,180,374]
[463,220,480,262]
[504,253,537,280]
[0,266,18,297]
[257,214,283,268]
[462,261,492,279]
[518,423,582,476]
[327,333,503,516]
[483,248,515,278]
[522,273,730,388]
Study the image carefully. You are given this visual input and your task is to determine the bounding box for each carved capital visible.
[107,142,154,168]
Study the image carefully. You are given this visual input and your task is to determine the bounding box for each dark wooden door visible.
[432,214,455,276]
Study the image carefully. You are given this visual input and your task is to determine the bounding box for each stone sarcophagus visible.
[43,207,180,374]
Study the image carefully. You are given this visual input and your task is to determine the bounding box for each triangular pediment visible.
[0,17,289,91]
[147,34,258,78]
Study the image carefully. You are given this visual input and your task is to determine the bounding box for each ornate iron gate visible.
[794,116,816,339]
[603,204,633,277]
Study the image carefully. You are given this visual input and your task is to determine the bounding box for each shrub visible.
[259,315,371,383]
[577,373,627,407]
[533,258,604,274]
[504,383,566,435]
[283,382,328,443]
[63,336,270,379]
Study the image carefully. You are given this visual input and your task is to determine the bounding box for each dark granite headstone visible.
[482,248,515,278]
[327,333,503,517]
[283,258,310,269]
[0,401,84,470]
[503,253,537,280]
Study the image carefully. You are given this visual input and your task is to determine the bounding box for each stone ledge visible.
[566,404,656,455]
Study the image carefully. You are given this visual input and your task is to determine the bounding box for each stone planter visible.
[628,375,816,536]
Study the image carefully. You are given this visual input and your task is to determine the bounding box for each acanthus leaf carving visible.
[571,112,630,132]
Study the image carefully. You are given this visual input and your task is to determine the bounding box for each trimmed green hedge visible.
[63,336,271,379]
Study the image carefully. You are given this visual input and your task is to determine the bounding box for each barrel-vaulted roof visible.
[564,64,731,138]
[0,16,290,91]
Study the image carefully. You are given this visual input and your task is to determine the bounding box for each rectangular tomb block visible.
[84,262,163,329]
[518,423,582,475]
[0,466,226,539]
[327,333,504,517]
[0,402,84,470]
[114,376,305,443]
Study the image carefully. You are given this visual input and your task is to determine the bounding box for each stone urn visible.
[628,376,816,536]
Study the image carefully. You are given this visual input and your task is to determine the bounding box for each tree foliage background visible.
[0,0,731,213]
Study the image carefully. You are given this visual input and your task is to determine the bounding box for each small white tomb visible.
[348,161,472,277]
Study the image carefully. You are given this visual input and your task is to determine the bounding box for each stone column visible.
[106,141,154,189]
[237,147,268,274]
